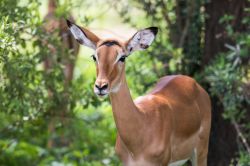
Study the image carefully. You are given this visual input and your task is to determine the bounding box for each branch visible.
[178,0,195,48]
[232,119,250,154]
[217,93,250,154]
[159,0,173,26]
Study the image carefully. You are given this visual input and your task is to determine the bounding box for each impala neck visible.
[110,73,143,151]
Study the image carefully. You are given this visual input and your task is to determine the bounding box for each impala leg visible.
[195,136,209,166]
[195,89,211,166]
[197,148,208,166]
[196,152,208,166]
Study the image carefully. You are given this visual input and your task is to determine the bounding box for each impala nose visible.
[95,83,108,91]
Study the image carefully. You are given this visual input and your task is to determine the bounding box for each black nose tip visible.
[95,84,108,91]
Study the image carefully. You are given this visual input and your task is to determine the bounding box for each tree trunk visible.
[44,0,79,148]
[204,0,249,165]
[203,0,248,65]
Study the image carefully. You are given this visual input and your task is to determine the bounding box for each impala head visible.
[67,19,158,97]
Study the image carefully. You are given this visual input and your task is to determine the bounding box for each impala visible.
[67,20,211,166]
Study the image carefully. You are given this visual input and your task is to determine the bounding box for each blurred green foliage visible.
[0,0,249,165]
[0,0,117,165]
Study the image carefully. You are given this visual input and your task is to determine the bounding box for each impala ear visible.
[125,27,158,54]
[66,19,100,50]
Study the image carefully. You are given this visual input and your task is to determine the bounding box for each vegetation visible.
[0,0,249,165]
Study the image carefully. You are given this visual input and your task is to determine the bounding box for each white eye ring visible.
[114,52,127,64]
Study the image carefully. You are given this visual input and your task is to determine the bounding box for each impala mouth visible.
[97,92,108,97]
[94,88,109,97]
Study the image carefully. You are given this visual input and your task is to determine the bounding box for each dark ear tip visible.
[148,27,158,35]
[66,19,72,27]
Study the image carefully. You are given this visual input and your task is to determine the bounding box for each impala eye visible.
[119,56,127,62]
[91,55,97,62]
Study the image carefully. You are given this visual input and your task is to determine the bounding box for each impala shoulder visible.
[152,75,198,91]
[151,75,201,103]
[171,75,200,99]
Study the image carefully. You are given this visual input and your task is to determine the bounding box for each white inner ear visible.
[127,29,156,53]
[69,24,96,49]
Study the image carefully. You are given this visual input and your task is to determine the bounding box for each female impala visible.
[67,20,211,166]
